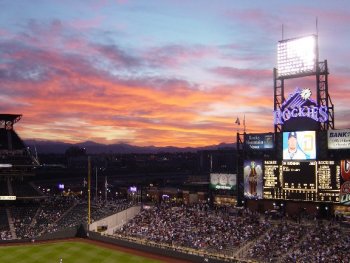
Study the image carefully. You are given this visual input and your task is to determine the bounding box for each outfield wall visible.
[36,226,79,241]
[88,206,141,235]
[0,226,78,244]
[88,231,243,263]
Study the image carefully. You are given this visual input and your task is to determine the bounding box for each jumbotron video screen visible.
[263,160,341,202]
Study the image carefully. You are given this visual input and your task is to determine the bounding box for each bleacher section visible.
[1,195,133,239]
[246,222,305,262]
[0,207,9,232]
[55,203,87,232]
[10,203,39,239]
[1,197,350,262]
[0,206,11,240]
[34,196,76,235]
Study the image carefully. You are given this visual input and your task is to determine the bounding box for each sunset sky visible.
[1,0,349,147]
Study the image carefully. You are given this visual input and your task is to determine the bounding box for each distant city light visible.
[129,186,137,192]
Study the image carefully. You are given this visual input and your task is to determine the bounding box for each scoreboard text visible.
[263,160,340,202]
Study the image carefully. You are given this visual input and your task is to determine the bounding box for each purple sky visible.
[1,0,349,147]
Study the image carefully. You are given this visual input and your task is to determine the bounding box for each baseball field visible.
[0,239,166,263]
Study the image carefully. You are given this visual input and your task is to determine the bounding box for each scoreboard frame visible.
[263,160,340,202]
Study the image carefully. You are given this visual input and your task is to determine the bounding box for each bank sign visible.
[273,88,328,125]
[328,129,350,149]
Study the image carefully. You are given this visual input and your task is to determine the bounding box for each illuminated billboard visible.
[283,131,316,160]
[245,133,274,150]
[277,35,317,78]
[273,87,328,126]
[328,129,350,149]
[0,196,16,200]
[340,182,350,205]
[340,160,350,181]
[243,160,263,199]
[210,173,236,190]
[129,186,137,192]
[340,160,350,205]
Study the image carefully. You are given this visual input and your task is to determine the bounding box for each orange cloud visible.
[2,14,348,148]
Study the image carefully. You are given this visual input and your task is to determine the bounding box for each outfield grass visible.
[0,240,163,263]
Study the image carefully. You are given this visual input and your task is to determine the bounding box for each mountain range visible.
[24,140,236,154]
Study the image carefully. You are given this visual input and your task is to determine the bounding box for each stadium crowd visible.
[32,196,77,235]
[284,222,350,263]
[115,203,270,253]
[0,195,132,240]
[12,204,39,239]
[1,180,350,263]
[113,203,350,262]
[0,207,11,240]
[247,221,305,262]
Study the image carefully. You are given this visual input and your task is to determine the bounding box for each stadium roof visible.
[0,114,22,123]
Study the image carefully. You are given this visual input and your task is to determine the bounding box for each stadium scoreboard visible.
[263,160,340,202]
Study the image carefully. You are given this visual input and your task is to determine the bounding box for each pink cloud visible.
[224,8,281,34]
[212,67,272,83]
[3,14,348,147]
[143,44,217,68]
[68,16,104,30]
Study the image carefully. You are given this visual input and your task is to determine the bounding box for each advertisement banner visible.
[210,173,236,190]
[328,129,350,149]
[340,160,350,205]
[245,133,274,150]
[243,160,263,199]
[0,196,16,200]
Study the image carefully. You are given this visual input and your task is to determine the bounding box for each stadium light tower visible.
[274,34,334,135]
[277,35,317,79]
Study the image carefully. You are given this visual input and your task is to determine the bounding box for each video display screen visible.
[263,160,340,202]
[283,131,316,160]
[243,160,263,199]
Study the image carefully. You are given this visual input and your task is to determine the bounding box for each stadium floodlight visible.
[0,164,12,168]
[277,35,317,78]
[0,196,16,200]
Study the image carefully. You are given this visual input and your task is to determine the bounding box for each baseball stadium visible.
[1,34,350,263]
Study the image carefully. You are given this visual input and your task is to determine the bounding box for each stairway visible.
[234,222,276,261]
[6,208,17,239]
[39,201,78,235]
[30,207,42,228]
[29,181,45,196]
[7,178,13,196]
